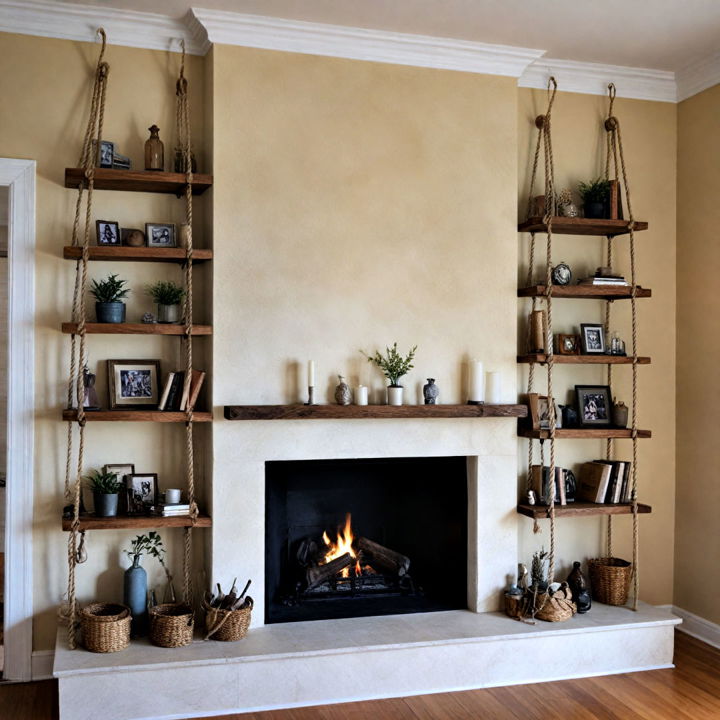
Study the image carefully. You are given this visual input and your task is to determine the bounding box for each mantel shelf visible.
[62,513,212,531]
[64,168,213,195]
[63,246,212,264]
[518,427,651,439]
[61,322,212,336]
[516,502,652,519]
[224,404,528,421]
[518,216,648,236]
[518,285,651,300]
[62,410,212,423]
[518,354,650,365]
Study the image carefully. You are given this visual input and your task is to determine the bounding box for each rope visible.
[65,28,110,649]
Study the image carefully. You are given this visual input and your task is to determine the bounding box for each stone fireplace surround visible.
[54,417,679,720]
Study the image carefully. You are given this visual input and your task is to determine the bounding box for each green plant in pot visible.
[361,342,417,406]
[146,280,185,324]
[90,274,130,323]
[578,178,611,219]
[85,468,123,518]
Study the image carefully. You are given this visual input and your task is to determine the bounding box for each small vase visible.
[93,491,118,517]
[387,386,403,406]
[584,201,606,219]
[334,376,352,405]
[144,125,164,171]
[174,147,197,173]
[157,303,181,323]
[567,561,591,613]
[124,556,148,636]
[612,400,629,428]
[423,378,439,405]
[96,301,126,323]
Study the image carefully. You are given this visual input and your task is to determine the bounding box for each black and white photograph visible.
[107,359,161,408]
[580,323,606,354]
[575,385,612,427]
[97,139,115,168]
[145,223,176,248]
[126,473,158,514]
[96,220,121,246]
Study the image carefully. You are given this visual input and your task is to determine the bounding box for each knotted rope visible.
[65,28,110,649]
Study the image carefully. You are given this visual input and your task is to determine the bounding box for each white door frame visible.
[1,159,35,682]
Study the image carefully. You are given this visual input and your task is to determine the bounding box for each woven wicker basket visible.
[203,598,252,642]
[149,603,194,648]
[80,602,131,653]
[534,585,576,622]
[588,557,632,605]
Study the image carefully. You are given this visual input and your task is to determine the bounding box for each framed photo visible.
[96,220,121,246]
[97,140,115,168]
[146,223,176,248]
[580,323,606,354]
[575,385,612,427]
[126,473,158,514]
[107,359,161,408]
[528,393,559,431]
[556,333,580,355]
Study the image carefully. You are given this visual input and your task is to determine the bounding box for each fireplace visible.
[265,456,468,624]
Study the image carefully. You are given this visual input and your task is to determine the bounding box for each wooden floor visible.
[1,631,718,720]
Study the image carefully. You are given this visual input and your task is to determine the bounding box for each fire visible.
[322,513,362,578]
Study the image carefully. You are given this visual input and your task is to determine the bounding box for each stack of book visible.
[578,273,628,287]
[158,369,206,411]
[152,503,191,517]
[577,460,633,503]
[530,465,573,505]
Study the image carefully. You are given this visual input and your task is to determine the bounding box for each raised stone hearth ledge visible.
[54,604,680,720]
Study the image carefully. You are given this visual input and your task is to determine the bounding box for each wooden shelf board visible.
[62,409,212,423]
[518,285,651,300]
[224,403,528,421]
[516,502,652,519]
[518,354,650,365]
[518,427,651,439]
[65,168,212,195]
[63,246,212,264]
[518,216,648,236]
[62,513,212,531]
[61,322,212,336]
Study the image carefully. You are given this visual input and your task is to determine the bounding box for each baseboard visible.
[32,650,55,680]
[671,606,720,650]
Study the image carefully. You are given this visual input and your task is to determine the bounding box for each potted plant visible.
[362,343,417,406]
[146,280,186,323]
[578,178,611,219]
[85,468,123,517]
[90,273,130,323]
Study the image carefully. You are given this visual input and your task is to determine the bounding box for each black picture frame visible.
[107,359,161,408]
[126,473,158,515]
[575,385,612,427]
[97,140,115,168]
[580,323,606,354]
[96,220,121,246]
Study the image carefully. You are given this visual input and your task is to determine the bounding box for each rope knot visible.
[176,77,188,97]
[97,62,110,80]
[604,116,618,132]
[535,115,546,129]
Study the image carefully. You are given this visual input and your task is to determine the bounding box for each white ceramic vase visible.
[387,386,403,406]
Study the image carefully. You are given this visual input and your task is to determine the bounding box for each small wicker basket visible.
[80,602,131,653]
[149,603,194,648]
[534,584,576,623]
[588,557,632,606]
[203,598,252,642]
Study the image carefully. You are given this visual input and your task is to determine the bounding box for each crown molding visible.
[0,0,204,55]
[519,57,677,103]
[676,51,720,102]
[188,8,544,78]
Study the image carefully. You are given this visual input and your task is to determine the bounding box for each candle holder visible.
[304,386,317,406]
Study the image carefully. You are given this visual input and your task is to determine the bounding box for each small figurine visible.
[83,365,100,410]
[334,375,352,405]
[505,573,522,596]
[142,312,156,324]
[526,489,537,506]
[551,261,572,285]
[567,561,592,613]
[423,378,439,405]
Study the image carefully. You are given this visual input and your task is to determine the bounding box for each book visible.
[158,372,175,411]
[180,369,206,412]
[164,371,185,411]
[577,462,613,503]
[593,460,625,503]
[578,277,628,286]
[531,465,565,505]
[621,462,633,502]
[556,467,567,505]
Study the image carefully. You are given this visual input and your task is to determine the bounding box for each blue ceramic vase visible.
[124,556,148,635]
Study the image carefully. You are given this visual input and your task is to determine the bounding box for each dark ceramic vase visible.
[567,561,591,613]
[93,491,118,517]
[96,301,126,323]
[124,556,148,635]
[423,378,439,405]
[583,201,607,219]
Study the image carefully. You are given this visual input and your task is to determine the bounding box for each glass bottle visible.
[144,124,164,171]
[174,146,197,173]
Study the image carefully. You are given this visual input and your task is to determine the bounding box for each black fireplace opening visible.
[265,456,468,624]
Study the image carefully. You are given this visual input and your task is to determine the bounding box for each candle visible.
[486,371,502,404]
[308,360,315,387]
[355,385,368,406]
[468,360,484,403]
[530,310,546,353]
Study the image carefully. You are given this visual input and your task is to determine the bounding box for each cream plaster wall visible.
[675,83,720,625]
[0,32,208,650]
[517,89,677,604]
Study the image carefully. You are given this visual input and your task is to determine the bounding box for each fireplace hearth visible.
[265,456,467,624]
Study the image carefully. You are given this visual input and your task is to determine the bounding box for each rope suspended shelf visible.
[517,502,651,520]
[63,246,213,263]
[518,428,651,440]
[517,354,650,365]
[518,285,651,300]
[61,322,212,335]
[64,167,212,195]
[62,514,212,531]
[518,217,647,236]
[62,410,212,423]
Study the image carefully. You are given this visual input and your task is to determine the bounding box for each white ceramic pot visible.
[387,386,403,406]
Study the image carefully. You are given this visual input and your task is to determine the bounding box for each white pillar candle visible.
[308,360,315,387]
[486,371,502,404]
[468,360,484,402]
[355,385,368,406]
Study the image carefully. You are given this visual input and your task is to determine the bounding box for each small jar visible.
[145,125,164,171]
[174,147,197,173]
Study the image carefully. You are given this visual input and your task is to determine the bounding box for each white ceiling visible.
[48,0,720,72]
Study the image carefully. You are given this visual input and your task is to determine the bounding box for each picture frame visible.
[580,323,606,354]
[107,359,161,408]
[126,473,158,514]
[556,333,580,355]
[145,223,176,248]
[96,139,115,168]
[575,385,612,427]
[96,220,121,246]
[528,393,560,431]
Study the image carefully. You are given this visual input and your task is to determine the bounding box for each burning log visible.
[306,552,353,590]
[357,536,410,577]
